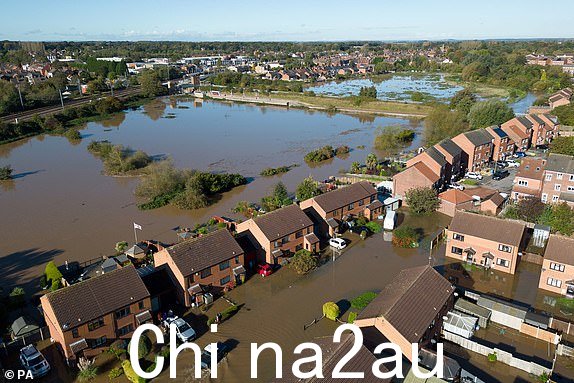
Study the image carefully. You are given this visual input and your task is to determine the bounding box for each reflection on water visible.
[0,98,423,294]
[99,112,126,128]
[308,74,463,101]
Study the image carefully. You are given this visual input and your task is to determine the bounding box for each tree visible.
[0,165,13,180]
[553,104,574,127]
[404,187,440,215]
[539,203,574,236]
[450,89,477,115]
[0,80,20,115]
[127,333,151,360]
[139,70,167,97]
[261,182,292,211]
[504,197,546,223]
[350,161,361,173]
[115,241,128,253]
[468,100,515,130]
[296,176,322,201]
[358,86,377,99]
[424,105,468,145]
[323,302,340,321]
[374,126,415,152]
[9,287,25,308]
[290,249,318,274]
[392,225,421,248]
[550,137,574,156]
[365,153,378,170]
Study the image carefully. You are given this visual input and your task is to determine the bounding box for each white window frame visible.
[496,258,510,267]
[555,184,562,191]
[518,180,528,187]
[557,173,563,180]
[552,195,560,202]
[546,174,552,181]
[498,244,512,253]
[547,277,562,288]
[542,193,548,203]
[550,262,565,272]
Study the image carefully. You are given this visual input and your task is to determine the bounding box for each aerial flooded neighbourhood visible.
[2,2,574,383]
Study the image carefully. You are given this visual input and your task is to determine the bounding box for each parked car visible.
[384,210,397,231]
[514,152,526,158]
[257,263,273,277]
[201,342,230,369]
[448,183,465,191]
[492,170,510,180]
[20,345,50,378]
[329,237,347,250]
[349,225,368,235]
[506,159,520,168]
[164,317,196,342]
[464,172,483,180]
[495,160,507,168]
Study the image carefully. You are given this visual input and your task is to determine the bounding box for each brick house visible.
[538,235,574,296]
[525,114,559,147]
[485,125,515,161]
[452,129,493,172]
[439,187,506,217]
[40,265,152,362]
[153,229,245,307]
[406,146,448,187]
[541,154,574,205]
[435,138,464,180]
[548,88,572,109]
[445,211,526,274]
[300,181,377,237]
[501,117,533,152]
[392,162,440,201]
[511,157,546,201]
[236,204,317,265]
[354,265,454,362]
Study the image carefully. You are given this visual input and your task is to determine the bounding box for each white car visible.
[164,317,196,342]
[506,159,520,168]
[448,183,465,191]
[329,237,347,250]
[464,172,483,180]
[20,345,50,378]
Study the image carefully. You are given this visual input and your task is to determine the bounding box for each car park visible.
[464,172,483,180]
[329,237,347,250]
[492,170,510,180]
[257,263,273,277]
[20,345,50,378]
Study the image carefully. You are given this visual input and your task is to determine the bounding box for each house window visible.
[552,195,559,202]
[451,246,463,255]
[542,193,548,203]
[570,175,574,181]
[550,262,566,272]
[348,203,354,211]
[358,199,364,206]
[370,195,376,203]
[546,174,552,181]
[282,236,289,245]
[220,276,231,286]
[568,186,574,192]
[273,240,280,248]
[138,301,145,310]
[295,230,303,238]
[498,244,512,253]
[453,233,465,241]
[547,277,562,288]
[115,307,130,319]
[91,336,107,348]
[555,184,561,191]
[72,328,79,338]
[295,244,303,251]
[87,318,104,331]
[496,258,510,268]
[234,256,240,264]
[200,268,212,279]
[557,173,563,180]
[188,275,194,284]
[117,324,134,337]
[518,180,528,187]
[219,260,230,271]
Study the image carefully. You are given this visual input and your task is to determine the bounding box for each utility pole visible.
[16,83,24,110]
[58,89,65,111]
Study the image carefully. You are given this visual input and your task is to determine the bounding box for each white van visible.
[383,210,397,231]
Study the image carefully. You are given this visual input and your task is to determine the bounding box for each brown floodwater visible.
[0,97,423,296]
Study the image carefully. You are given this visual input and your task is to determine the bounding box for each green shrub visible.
[347,312,358,324]
[51,278,62,291]
[289,249,318,274]
[64,129,82,141]
[127,334,151,360]
[9,287,25,308]
[122,360,146,383]
[323,302,340,321]
[45,261,63,284]
[0,165,13,180]
[351,292,378,310]
[393,225,420,248]
[39,275,48,289]
[207,304,240,326]
[108,367,123,379]
[77,365,98,381]
[365,221,382,234]
[487,352,497,362]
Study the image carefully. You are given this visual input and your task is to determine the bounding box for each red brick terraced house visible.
[435,138,464,180]
[501,116,533,152]
[452,129,494,172]
[445,211,526,275]
[405,146,449,187]
[525,114,560,147]
[392,162,440,202]
[153,229,245,307]
[485,125,515,161]
[235,204,318,265]
[40,265,152,363]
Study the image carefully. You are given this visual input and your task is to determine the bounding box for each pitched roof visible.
[501,124,530,141]
[425,146,447,167]
[486,126,508,139]
[251,204,313,241]
[544,235,574,265]
[276,334,390,383]
[410,162,440,183]
[449,211,525,246]
[357,265,454,343]
[43,265,150,330]
[463,129,493,147]
[311,181,376,213]
[527,114,546,126]
[546,153,574,174]
[439,189,473,205]
[166,229,244,276]
[516,157,546,180]
[436,139,462,158]
[516,116,534,130]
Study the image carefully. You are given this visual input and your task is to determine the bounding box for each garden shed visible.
[477,296,527,330]
[454,298,491,328]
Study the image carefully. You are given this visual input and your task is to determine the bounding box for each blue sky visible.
[4,0,574,41]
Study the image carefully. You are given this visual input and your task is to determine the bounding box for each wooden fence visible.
[0,327,50,355]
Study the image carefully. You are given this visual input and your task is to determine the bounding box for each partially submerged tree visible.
[404,187,440,215]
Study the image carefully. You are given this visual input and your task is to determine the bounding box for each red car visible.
[257,264,273,277]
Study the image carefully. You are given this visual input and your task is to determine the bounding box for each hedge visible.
[121,360,146,383]
[207,305,240,326]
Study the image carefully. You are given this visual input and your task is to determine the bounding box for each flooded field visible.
[0,98,423,294]
[307,74,463,101]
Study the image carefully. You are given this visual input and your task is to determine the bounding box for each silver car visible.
[20,345,50,378]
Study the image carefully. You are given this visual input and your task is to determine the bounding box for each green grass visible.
[351,291,378,310]
[461,179,479,186]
